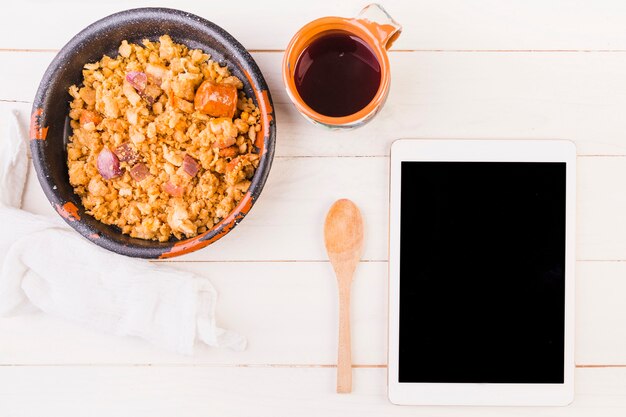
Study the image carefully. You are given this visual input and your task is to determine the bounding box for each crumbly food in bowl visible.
[66,35,261,242]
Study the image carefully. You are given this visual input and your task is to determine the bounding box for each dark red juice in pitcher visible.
[294,31,381,118]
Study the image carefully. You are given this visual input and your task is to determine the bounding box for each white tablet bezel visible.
[388,139,576,406]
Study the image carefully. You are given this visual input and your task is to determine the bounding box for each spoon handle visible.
[337,279,352,393]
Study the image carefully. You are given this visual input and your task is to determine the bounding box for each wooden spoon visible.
[324,199,364,394]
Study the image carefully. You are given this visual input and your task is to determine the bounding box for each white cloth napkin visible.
[0,111,246,354]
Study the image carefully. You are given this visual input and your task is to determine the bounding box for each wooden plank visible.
[14,155,626,262]
[0,259,624,366]
[0,366,625,416]
[0,261,388,366]
[576,261,626,364]
[3,1,626,51]
[21,156,390,261]
[0,0,362,51]
[578,157,626,261]
[5,51,626,157]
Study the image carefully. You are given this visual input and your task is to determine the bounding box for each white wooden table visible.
[3,1,626,415]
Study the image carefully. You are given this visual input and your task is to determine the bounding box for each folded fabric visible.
[0,111,245,354]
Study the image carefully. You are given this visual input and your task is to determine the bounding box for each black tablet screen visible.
[399,162,566,384]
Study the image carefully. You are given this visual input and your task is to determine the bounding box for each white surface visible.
[2,0,626,415]
[2,367,626,417]
[387,140,576,405]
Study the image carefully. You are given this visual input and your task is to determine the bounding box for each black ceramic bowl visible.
[30,8,276,258]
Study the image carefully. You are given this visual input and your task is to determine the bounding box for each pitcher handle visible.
[356,3,402,50]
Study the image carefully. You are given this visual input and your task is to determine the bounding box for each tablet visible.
[388,139,575,406]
